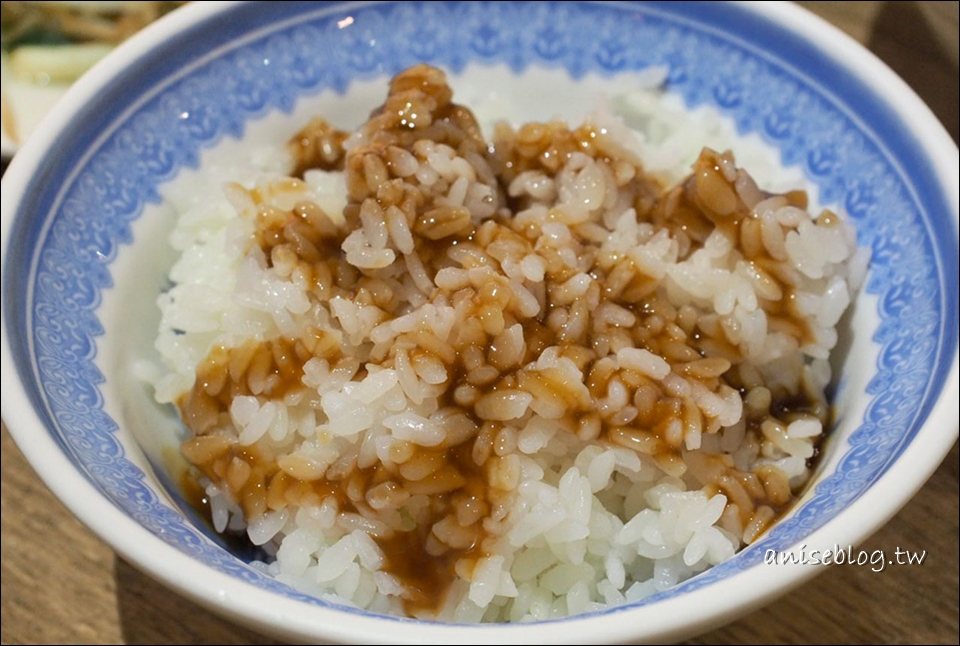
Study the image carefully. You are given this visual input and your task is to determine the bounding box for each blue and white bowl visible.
[2,2,957,643]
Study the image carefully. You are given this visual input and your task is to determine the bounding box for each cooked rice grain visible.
[150,64,866,622]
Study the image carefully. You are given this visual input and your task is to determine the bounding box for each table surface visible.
[2,2,958,644]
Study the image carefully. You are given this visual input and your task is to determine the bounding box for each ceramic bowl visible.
[2,2,957,643]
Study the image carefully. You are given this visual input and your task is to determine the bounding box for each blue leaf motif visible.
[595,39,627,71]
[534,24,567,61]
[807,145,839,177]
[713,81,742,109]
[470,22,501,58]
[763,109,795,141]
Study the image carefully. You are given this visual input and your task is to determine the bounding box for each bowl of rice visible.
[2,1,957,644]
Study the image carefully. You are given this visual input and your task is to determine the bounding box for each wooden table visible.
[2,2,958,644]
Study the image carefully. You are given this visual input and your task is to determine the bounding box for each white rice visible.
[146,64,867,622]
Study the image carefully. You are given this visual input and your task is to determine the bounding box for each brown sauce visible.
[288,117,349,176]
[175,63,836,614]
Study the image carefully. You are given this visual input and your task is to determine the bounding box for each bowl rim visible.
[2,1,958,643]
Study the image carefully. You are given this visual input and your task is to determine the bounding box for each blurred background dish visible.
[1,1,185,155]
